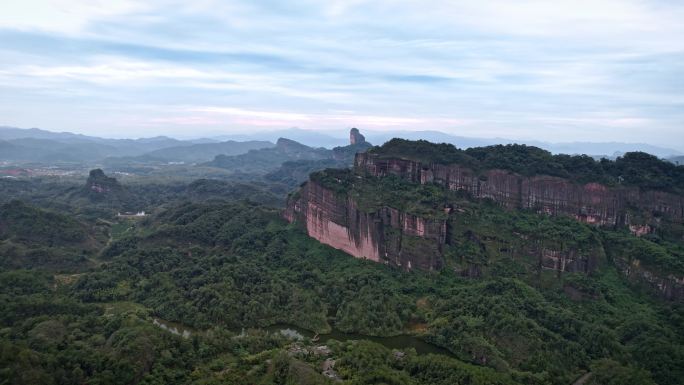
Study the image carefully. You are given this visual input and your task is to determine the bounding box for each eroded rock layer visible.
[285,151,683,300]
[285,180,445,271]
[355,152,684,227]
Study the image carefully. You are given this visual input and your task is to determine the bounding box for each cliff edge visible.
[285,138,684,299]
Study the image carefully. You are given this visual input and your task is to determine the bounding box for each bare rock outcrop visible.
[349,127,366,145]
[355,152,683,227]
[285,180,444,271]
[285,148,683,300]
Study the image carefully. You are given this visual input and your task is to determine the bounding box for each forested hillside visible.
[0,137,682,385]
[1,197,682,384]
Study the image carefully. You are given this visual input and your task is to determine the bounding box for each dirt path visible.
[572,372,592,385]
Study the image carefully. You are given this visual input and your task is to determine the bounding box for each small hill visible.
[205,128,372,175]
[0,200,99,271]
[84,169,125,197]
[183,179,282,207]
[0,200,87,246]
[67,169,137,213]
[104,140,274,165]
[205,138,332,173]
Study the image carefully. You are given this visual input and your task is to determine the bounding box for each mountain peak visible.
[349,127,366,145]
[275,137,311,152]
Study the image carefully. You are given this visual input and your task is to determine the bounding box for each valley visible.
[0,127,682,385]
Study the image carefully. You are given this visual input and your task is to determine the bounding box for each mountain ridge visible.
[2,125,681,158]
[285,138,684,300]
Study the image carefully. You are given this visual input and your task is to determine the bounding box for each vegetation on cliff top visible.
[371,139,684,192]
[310,168,451,218]
[310,164,684,277]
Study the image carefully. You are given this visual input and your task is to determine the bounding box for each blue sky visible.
[0,0,683,148]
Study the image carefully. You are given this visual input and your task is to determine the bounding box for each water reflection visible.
[265,324,453,357]
[150,318,453,358]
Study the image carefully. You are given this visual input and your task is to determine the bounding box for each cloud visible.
[0,0,682,149]
[0,0,147,34]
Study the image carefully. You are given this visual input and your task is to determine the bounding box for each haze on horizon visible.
[1,0,683,149]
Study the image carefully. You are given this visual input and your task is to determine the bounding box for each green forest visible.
[1,194,682,384]
[372,139,684,192]
[1,137,683,385]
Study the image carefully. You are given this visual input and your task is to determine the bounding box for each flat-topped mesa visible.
[354,148,684,229]
[285,176,445,271]
[286,140,684,299]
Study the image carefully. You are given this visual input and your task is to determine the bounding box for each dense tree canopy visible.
[371,139,684,192]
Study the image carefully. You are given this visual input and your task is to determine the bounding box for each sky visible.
[0,0,683,148]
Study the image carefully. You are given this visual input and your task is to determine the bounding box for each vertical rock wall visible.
[355,152,684,227]
[285,180,445,271]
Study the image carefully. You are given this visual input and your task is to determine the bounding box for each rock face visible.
[615,259,684,300]
[349,128,366,145]
[539,247,598,274]
[86,169,122,196]
[82,169,134,210]
[355,152,684,227]
[285,180,445,271]
[285,150,683,300]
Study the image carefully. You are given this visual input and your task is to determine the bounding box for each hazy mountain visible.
[205,129,372,175]
[0,126,97,142]
[218,127,682,158]
[213,128,347,148]
[204,138,333,173]
[361,130,682,158]
[0,140,28,160]
[669,156,684,165]
[363,130,513,149]
[543,141,682,158]
[104,140,274,165]
[2,126,680,164]
[0,126,190,162]
[0,138,122,162]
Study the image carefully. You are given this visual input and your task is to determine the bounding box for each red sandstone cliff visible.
[284,152,683,300]
[355,152,683,228]
[285,180,445,271]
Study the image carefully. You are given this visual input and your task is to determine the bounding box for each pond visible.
[151,318,453,357]
[265,323,453,357]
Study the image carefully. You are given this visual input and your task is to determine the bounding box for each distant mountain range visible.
[0,126,273,164]
[203,136,372,175]
[1,126,681,164]
[214,128,683,158]
[669,156,684,165]
[103,140,274,165]
[212,128,347,149]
